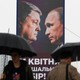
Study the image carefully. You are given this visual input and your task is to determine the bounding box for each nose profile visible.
[36,25,41,31]
[45,28,50,35]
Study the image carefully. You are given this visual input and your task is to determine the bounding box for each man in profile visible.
[45,7,63,46]
[17,0,42,43]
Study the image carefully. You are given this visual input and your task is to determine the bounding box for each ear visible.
[18,21,23,35]
[60,24,63,36]
[57,24,63,37]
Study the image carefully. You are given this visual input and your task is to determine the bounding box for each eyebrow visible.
[28,15,40,22]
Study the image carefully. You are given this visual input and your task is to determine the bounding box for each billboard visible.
[17,0,64,80]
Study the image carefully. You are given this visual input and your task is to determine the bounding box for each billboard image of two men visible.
[17,0,64,80]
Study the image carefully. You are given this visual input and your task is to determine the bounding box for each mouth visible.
[34,34,38,37]
[49,36,54,39]
[49,36,57,41]
[34,33,38,35]
[49,37,56,43]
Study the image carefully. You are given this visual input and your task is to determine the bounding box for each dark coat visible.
[3,60,34,80]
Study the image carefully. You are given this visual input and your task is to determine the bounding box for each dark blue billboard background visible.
[17,0,64,80]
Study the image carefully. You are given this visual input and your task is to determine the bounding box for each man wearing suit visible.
[18,1,42,43]
[45,7,63,46]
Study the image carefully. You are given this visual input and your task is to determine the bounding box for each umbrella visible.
[51,42,80,62]
[0,33,37,57]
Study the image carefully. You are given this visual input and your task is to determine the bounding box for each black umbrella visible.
[0,33,37,57]
[51,42,80,62]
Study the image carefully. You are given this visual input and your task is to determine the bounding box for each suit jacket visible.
[47,62,80,80]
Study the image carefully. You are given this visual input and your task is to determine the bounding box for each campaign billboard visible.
[17,0,64,80]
